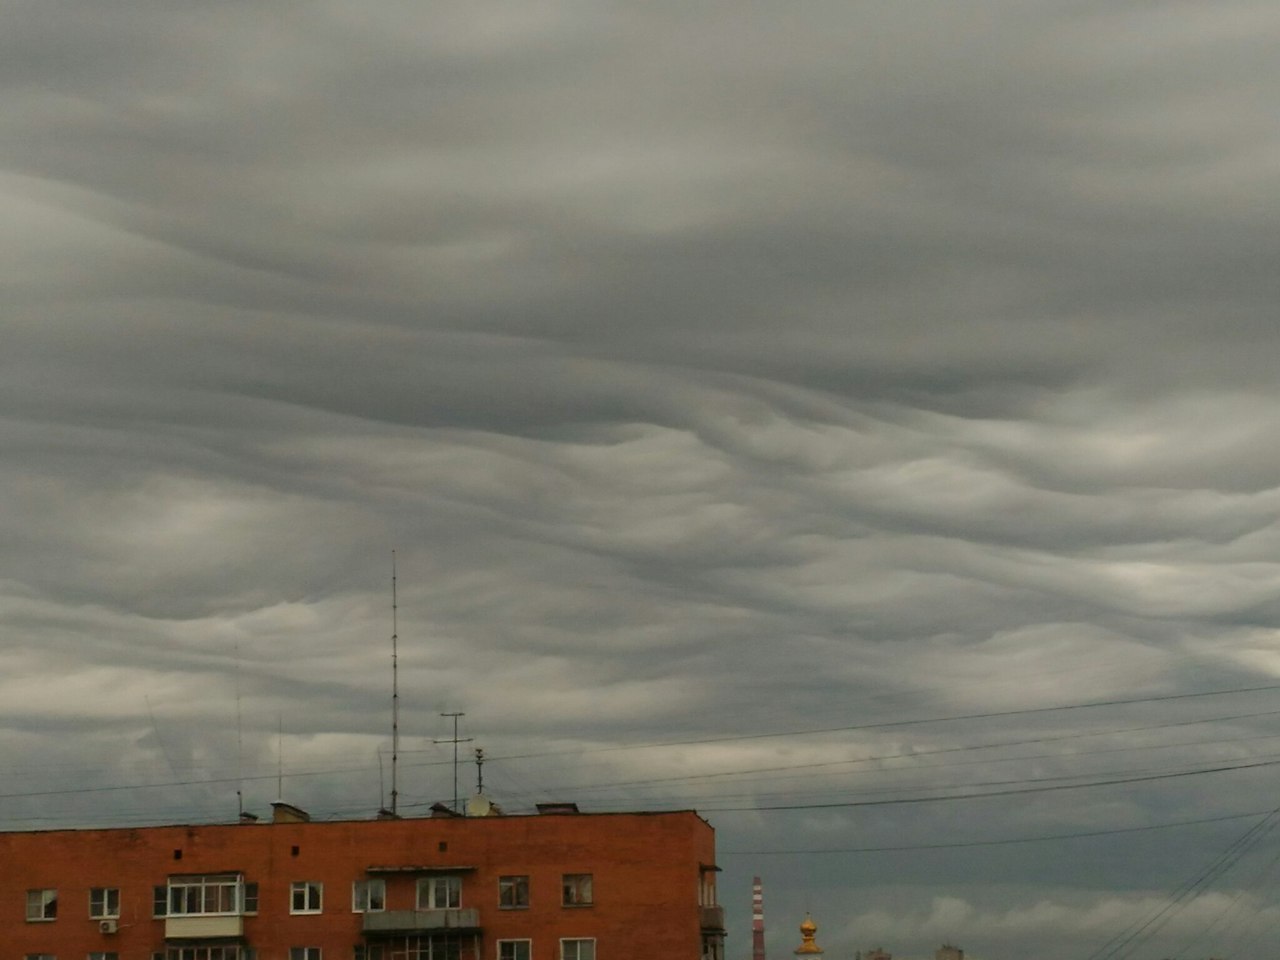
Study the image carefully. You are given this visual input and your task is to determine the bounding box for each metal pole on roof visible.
[391,550,399,816]
[437,712,471,812]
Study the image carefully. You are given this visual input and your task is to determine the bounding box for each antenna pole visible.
[475,747,485,795]
[277,715,284,802]
[391,550,399,816]
[235,642,244,818]
[436,712,471,812]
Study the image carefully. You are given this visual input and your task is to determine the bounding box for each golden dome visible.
[794,913,823,955]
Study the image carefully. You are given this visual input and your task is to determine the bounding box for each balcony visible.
[165,915,245,939]
[363,908,481,934]
[701,905,726,931]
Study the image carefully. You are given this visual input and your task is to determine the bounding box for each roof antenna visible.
[474,747,485,795]
[377,748,386,810]
[391,550,400,816]
[436,712,471,812]
[235,642,244,819]
[276,715,284,802]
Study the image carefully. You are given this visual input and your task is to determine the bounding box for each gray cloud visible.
[4,2,1280,958]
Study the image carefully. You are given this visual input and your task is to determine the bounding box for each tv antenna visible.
[391,550,400,816]
[235,641,244,818]
[276,715,284,802]
[435,712,472,812]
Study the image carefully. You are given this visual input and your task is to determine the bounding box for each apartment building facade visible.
[1,803,725,960]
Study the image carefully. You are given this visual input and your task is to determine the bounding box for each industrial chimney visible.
[753,876,766,960]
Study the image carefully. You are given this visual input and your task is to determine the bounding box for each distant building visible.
[1,800,725,960]
[935,945,964,960]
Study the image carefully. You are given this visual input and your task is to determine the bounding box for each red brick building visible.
[1,802,725,960]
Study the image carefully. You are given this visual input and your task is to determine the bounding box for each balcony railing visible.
[165,914,245,939]
[701,905,726,931]
[363,908,481,934]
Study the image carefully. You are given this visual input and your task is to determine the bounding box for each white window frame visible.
[90,886,121,919]
[352,878,386,912]
[168,875,244,917]
[291,881,323,914]
[561,873,593,907]
[166,950,248,960]
[416,874,461,909]
[89,953,120,960]
[561,939,596,960]
[26,888,57,921]
[289,949,322,960]
[499,940,532,960]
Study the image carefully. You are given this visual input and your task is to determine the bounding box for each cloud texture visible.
[4,2,1280,958]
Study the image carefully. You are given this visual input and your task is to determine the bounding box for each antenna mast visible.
[391,550,400,816]
[276,715,284,802]
[436,712,471,812]
[235,642,244,818]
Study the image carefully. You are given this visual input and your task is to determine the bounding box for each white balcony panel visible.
[165,914,245,939]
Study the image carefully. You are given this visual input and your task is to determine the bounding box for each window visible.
[417,875,461,909]
[90,887,120,918]
[290,950,322,960]
[703,934,726,960]
[166,950,249,960]
[168,875,245,916]
[699,870,717,906]
[89,954,119,960]
[561,874,593,907]
[561,940,595,960]
[352,879,386,912]
[354,947,384,960]
[291,881,323,914]
[25,955,55,960]
[26,887,57,921]
[498,875,529,909]
[499,941,531,960]
[156,879,253,920]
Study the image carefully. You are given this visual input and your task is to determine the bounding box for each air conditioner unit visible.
[99,918,118,934]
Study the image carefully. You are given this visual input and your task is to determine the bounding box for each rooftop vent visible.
[536,802,580,815]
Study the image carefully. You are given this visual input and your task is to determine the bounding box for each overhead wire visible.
[718,809,1273,855]
[1083,806,1280,960]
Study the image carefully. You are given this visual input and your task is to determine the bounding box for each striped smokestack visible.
[752,876,766,960]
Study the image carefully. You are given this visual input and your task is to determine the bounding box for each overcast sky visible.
[4,2,1280,958]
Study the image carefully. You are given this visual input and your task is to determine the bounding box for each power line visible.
[719,809,1273,855]
[702,756,1280,813]
[525,707,1280,796]
[474,681,1280,762]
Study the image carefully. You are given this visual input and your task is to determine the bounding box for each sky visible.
[3,1,1280,958]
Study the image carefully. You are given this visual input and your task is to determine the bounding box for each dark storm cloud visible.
[4,1,1280,958]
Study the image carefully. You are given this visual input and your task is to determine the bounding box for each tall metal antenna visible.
[235,642,244,818]
[377,748,386,810]
[474,747,485,795]
[391,550,400,816]
[435,712,471,812]
[276,715,284,802]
